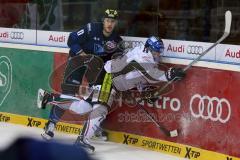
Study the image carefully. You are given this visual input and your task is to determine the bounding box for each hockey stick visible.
[183,10,232,72]
[136,102,178,137]
[137,10,232,137]
[153,10,232,98]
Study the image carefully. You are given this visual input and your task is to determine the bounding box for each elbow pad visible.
[69,44,82,57]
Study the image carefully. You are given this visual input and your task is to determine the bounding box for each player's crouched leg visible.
[74,104,108,152]
[93,125,108,141]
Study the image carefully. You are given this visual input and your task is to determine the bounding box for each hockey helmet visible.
[104,9,118,19]
[145,36,164,53]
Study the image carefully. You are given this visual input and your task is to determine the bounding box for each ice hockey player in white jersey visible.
[105,36,185,93]
[37,36,185,152]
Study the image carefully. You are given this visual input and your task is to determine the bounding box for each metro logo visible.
[167,44,184,53]
[0,32,9,39]
[48,35,66,42]
[225,49,240,59]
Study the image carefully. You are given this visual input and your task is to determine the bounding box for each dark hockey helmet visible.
[145,36,164,53]
[104,9,118,19]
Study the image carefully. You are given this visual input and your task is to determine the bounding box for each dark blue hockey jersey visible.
[67,22,123,63]
[64,22,123,87]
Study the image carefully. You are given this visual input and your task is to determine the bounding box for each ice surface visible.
[0,122,187,160]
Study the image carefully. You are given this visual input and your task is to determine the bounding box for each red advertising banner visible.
[52,52,240,158]
[104,65,240,157]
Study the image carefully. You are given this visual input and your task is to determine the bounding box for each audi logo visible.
[187,45,203,55]
[10,32,24,40]
[118,41,144,50]
[189,94,231,123]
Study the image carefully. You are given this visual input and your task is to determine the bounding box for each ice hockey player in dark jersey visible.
[40,9,123,152]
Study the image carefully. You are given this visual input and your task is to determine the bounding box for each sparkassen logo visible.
[10,31,24,40]
[186,45,203,55]
[189,94,231,123]
[0,56,12,106]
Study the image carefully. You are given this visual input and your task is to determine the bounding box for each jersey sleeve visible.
[67,23,91,57]
[105,46,168,83]
[104,47,135,73]
[143,66,168,83]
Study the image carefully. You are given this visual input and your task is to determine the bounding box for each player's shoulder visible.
[132,45,150,58]
[134,44,145,52]
[126,45,143,57]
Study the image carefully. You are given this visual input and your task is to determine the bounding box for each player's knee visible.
[69,100,92,115]
[90,104,108,120]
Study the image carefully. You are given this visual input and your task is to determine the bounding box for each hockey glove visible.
[141,86,158,104]
[165,67,185,81]
[147,97,158,104]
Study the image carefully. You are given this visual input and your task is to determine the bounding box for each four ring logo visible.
[118,41,144,50]
[187,45,203,55]
[10,32,24,40]
[190,94,231,123]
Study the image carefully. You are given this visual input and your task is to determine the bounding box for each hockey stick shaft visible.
[154,10,232,96]
[136,103,177,137]
[183,11,231,72]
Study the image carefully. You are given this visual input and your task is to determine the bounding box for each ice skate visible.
[93,126,108,141]
[74,136,95,153]
[41,120,55,141]
[37,88,52,109]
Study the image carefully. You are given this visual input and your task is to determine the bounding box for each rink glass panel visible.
[0,0,239,44]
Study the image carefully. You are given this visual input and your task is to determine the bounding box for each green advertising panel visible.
[0,47,53,119]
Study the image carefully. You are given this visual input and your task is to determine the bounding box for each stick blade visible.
[224,10,232,34]
[169,129,178,137]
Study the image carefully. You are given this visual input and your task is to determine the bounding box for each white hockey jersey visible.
[104,44,168,91]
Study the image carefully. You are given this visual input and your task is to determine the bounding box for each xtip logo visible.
[27,117,41,127]
[184,147,200,159]
[0,114,10,122]
[123,134,138,145]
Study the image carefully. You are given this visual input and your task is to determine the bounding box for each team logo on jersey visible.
[104,41,117,53]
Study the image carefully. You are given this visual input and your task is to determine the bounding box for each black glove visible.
[141,86,158,104]
[147,97,158,104]
[165,67,185,81]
